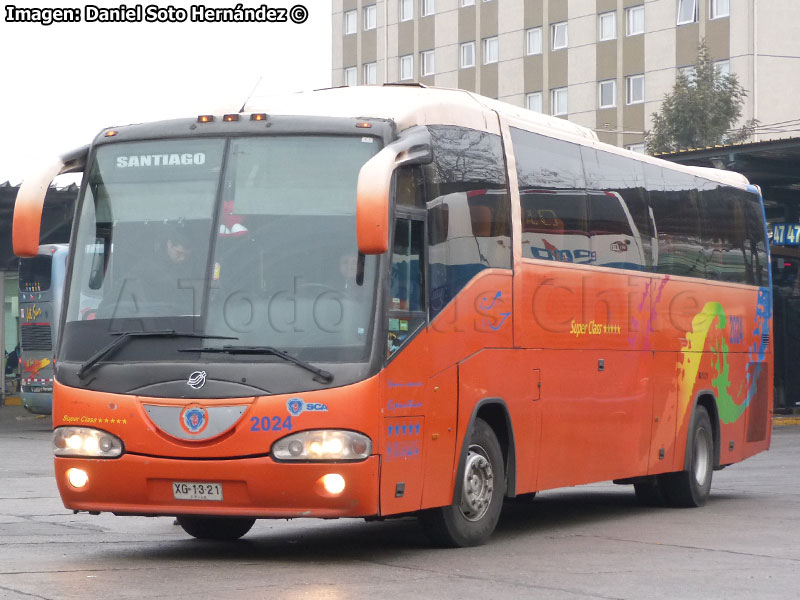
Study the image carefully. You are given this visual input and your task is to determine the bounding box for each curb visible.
[2,396,22,407]
[773,416,800,427]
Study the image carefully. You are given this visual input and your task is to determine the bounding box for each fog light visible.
[287,440,303,456]
[321,473,345,495]
[66,468,89,489]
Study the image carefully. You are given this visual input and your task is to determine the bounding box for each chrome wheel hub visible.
[459,445,494,522]
[693,427,711,487]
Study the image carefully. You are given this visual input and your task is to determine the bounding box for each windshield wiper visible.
[77,331,238,380]
[178,345,334,384]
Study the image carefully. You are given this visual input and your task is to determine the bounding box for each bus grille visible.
[21,324,53,351]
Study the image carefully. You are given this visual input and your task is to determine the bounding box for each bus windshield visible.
[64,135,380,363]
[19,255,53,292]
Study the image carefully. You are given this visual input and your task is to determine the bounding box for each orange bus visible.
[13,86,772,546]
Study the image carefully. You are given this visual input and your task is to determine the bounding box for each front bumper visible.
[55,454,380,518]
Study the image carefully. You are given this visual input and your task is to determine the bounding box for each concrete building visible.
[332,0,800,150]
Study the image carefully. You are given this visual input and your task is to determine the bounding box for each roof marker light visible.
[105,130,118,137]
[197,115,214,123]
[356,122,372,128]
[250,113,268,121]
[223,114,239,122]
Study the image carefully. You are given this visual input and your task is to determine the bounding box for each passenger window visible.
[742,191,769,286]
[699,183,748,283]
[646,166,705,279]
[521,191,590,263]
[511,127,591,264]
[424,126,511,318]
[581,147,652,270]
[388,218,426,357]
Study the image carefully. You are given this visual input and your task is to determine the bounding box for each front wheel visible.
[420,418,505,547]
[660,406,714,507]
[176,515,256,540]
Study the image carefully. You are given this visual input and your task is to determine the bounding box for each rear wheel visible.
[420,418,505,547]
[177,515,256,540]
[660,406,714,507]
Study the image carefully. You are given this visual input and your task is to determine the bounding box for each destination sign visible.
[772,223,800,246]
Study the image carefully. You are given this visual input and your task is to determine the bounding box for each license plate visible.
[172,481,223,501]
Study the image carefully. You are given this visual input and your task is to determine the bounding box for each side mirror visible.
[356,127,432,255]
[13,146,88,257]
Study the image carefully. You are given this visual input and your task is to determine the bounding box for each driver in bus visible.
[98,226,202,319]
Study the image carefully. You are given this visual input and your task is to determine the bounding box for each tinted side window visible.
[698,182,748,283]
[581,147,652,271]
[646,166,705,279]
[741,189,769,286]
[424,126,511,317]
[511,127,592,264]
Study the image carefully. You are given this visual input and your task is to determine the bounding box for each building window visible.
[679,65,697,83]
[715,60,730,77]
[599,80,616,108]
[599,12,616,41]
[400,55,413,80]
[422,0,435,17]
[677,0,698,25]
[421,50,435,76]
[552,87,568,115]
[460,42,475,68]
[363,4,377,30]
[461,0,475,5]
[626,6,644,36]
[363,62,377,85]
[552,22,568,50]
[711,0,729,19]
[483,36,499,64]
[626,74,644,104]
[400,0,413,21]
[526,92,542,113]
[626,143,646,154]
[526,27,542,55]
[344,10,357,35]
[344,66,357,86]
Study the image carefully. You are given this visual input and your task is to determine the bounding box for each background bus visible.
[18,244,68,414]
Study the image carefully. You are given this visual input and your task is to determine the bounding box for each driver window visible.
[388,217,425,357]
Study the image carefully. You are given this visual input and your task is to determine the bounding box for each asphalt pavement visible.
[2,402,800,600]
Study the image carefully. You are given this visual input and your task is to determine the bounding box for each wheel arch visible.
[452,398,517,504]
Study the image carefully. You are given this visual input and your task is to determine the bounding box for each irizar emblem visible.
[187,370,207,389]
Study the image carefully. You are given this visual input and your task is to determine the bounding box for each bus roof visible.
[242,84,599,142]
[239,85,751,190]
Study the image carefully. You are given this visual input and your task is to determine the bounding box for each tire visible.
[420,418,505,547]
[633,478,666,506]
[660,406,714,508]
[177,515,256,540]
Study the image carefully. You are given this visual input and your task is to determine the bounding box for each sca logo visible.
[180,405,208,435]
[287,398,329,417]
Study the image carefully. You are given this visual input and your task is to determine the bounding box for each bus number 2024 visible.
[250,416,293,432]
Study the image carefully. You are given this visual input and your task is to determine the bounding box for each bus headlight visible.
[53,427,124,458]
[272,430,372,461]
